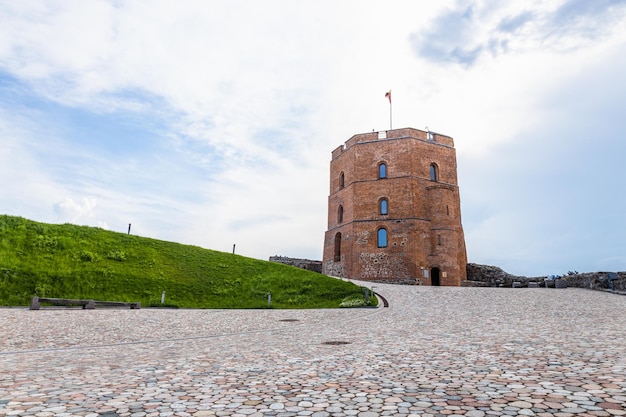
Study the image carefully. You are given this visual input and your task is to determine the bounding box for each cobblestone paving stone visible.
[1,286,625,417]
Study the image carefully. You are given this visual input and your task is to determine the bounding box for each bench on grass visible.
[30,296,140,310]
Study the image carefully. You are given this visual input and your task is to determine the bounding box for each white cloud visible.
[411,0,626,66]
[53,197,97,224]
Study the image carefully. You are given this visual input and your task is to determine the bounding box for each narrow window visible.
[438,234,442,245]
[446,205,450,216]
[380,198,388,215]
[377,228,388,248]
[338,205,344,224]
[334,232,342,261]
[378,163,387,179]
[339,172,345,189]
[430,163,438,181]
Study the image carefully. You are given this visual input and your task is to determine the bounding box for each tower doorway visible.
[431,267,441,286]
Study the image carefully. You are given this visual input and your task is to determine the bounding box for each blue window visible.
[380,198,388,215]
[377,228,388,248]
[378,163,387,179]
[430,163,438,181]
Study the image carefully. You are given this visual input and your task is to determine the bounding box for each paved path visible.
[1,285,625,417]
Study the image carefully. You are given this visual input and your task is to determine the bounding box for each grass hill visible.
[0,215,375,309]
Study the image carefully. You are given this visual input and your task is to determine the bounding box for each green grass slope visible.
[0,215,376,308]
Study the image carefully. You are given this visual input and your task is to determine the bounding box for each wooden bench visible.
[30,297,140,310]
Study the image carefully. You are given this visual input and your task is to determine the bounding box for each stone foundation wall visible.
[351,277,421,286]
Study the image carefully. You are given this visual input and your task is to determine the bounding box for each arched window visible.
[338,205,344,224]
[377,228,388,248]
[339,172,345,189]
[334,232,342,261]
[379,198,388,215]
[430,163,438,181]
[378,162,387,179]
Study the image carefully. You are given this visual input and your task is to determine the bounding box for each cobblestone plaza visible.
[1,285,625,416]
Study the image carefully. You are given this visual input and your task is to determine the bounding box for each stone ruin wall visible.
[269,256,322,273]
[555,271,626,292]
[464,263,537,287]
[465,263,626,292]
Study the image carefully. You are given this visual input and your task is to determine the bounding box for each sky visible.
[1,0,626,277]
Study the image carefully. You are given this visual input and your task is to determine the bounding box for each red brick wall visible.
[323,128,467,286]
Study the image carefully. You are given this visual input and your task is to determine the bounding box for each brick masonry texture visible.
[323,128,467,286]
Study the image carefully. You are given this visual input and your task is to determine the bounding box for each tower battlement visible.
[331,128,455,160]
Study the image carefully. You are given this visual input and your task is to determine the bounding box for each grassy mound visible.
[0,215,376,309]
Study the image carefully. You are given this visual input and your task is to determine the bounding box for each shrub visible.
[339,296,367,308]
[80,251,98,262]
[106,250,126,261]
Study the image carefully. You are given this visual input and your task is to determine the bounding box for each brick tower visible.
[322,128,467,286]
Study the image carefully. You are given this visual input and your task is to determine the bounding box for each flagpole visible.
[385,90,392,130]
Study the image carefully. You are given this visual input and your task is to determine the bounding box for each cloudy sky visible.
[1,0,625,277]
